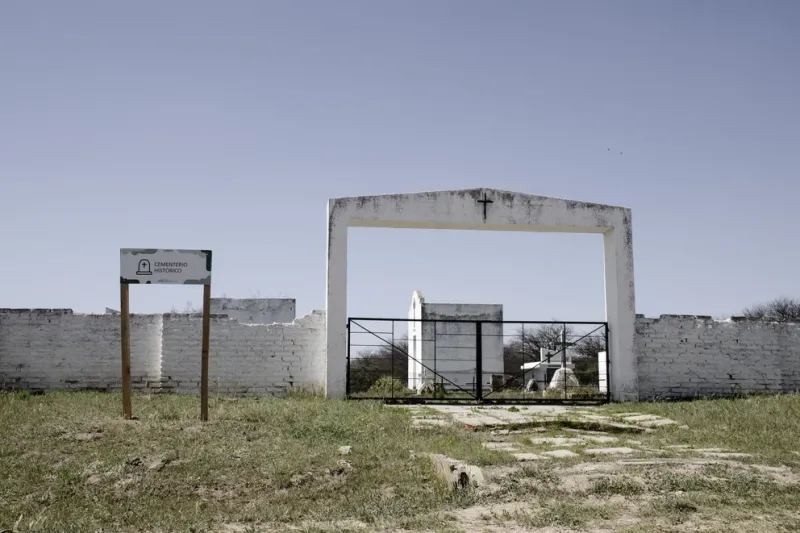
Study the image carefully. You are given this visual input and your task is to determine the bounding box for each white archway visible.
[326,188,638,401]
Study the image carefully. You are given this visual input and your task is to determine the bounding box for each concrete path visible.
[403,404,678,434]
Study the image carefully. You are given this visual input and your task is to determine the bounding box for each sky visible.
[2,0,799,322]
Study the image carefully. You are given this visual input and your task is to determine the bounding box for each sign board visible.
[120,249,212,285]
[118,247,214,421]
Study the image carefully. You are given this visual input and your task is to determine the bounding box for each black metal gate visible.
[346,317,610,404]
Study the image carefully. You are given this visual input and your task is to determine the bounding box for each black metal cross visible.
[477,192,493,221]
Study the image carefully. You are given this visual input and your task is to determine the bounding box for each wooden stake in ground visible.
[201,283,212,421]
[120,283,132,419]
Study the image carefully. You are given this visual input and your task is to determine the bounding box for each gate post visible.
[605,322,611,403]
[475,321,483,403]
[345,319,351,398]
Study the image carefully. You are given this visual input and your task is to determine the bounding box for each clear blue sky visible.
[2,0,798,321]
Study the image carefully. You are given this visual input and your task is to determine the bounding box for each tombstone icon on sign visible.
[136,259,152,275]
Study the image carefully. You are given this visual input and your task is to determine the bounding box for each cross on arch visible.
[477,192,493,221]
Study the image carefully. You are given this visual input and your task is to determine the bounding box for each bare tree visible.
[742,297,800,322]
[570,334,606,385]
[349,339,409,393]
[503,323,606,386]
[503,323,569,373]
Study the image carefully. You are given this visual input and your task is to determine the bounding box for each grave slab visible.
[530,437,584,446]
[482,442,519,452]
[578,435,618,444]
[514,453,544,462]
[584,447,637,455]
[542,449,580,458]
[621,414,663,422]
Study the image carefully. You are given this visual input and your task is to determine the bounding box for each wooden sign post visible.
[119,249,213,421]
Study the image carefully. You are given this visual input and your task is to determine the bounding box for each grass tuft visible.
[602,393,800,464]
[515,500,617,529]
[590,475,646,496]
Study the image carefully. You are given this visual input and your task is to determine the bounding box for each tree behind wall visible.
[742,297,800,322]
[503,323,567,375]
[503,324,606,387]
[349,339,409,393]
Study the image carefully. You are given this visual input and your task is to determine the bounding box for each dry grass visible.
[602,393,800,465]
[3,391,800,533]
[0,391,508,533]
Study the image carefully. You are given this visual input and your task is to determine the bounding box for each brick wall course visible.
[636,315,800,399]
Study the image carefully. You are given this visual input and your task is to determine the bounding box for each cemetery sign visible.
[118,247,214,422]
[120,249,212,285]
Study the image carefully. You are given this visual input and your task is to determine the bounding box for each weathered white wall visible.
[423,303,504,391]
[0,308,326,396]
[327,188,636,401]
[0,309,162,391]
[636,315,800,399]
[406,291,504,391]
[210,298,296,324]
[160,311,325,395]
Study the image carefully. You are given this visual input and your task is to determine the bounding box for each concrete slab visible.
[452,415,505,427]
[514,453,544,462]
[482,442,519,452]
[542,449,580,458]
[398,405,668,437]
[584,447,637,455]
[412,418,451,427]
[639,418,677,427]
[488,410,538,423]
[700,452,754,458]
[580,414,613,421]
[530,437,584,446]
[578,435,619,444]
[564,428,610,435]
[621,414,663,422]
[617,458,725,466]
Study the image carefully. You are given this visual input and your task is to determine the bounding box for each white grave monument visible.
[406,290,504,392]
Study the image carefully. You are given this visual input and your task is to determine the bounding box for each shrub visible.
[366,376,408,396]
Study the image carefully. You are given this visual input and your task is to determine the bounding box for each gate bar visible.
[348,317,608,326]
[475,321,483,402]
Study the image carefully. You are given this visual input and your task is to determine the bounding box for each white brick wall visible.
[210,298,296,324]
[0,308,326,396]
[0,309,162,391]
[159,310,326,395]
[4,308,799,401]
[636,315,800,400]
